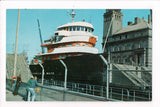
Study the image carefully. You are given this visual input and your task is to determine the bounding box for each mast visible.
[70,9,76,22]
[13,9,20,76]
[37,19,44,53]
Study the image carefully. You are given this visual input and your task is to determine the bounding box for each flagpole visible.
[13,9,20,76]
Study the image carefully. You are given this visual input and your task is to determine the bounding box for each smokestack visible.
[128,21,132,25]
[135,17,141,24]
[148,15,151,24]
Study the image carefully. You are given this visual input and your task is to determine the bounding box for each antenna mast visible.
[70,9,76,22]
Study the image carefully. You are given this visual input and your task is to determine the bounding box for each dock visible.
[6,90,24,101]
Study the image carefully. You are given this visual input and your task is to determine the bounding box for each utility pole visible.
[13,9,20,76]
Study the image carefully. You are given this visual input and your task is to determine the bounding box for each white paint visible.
[40,46,99,55]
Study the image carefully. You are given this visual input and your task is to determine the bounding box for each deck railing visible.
[6,79,152,101]
[39,79,152,101]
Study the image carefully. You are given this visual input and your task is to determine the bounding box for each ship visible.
[29,10,106,85]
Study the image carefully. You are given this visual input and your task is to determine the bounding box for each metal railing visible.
[39,79,152,101]
[6,79,152,101]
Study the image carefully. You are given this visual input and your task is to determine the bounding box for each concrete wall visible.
[35,87,105,101]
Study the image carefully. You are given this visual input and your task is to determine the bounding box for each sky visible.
[6,9,150,62]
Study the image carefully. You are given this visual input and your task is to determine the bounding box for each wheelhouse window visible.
[60,26,93,32]
[61,44,65,47]
[76,44,80,46]
[85,27,87,32]
[86,44,89,47]
[77,26,80,31]
[81,27,84,31]
[67,44,72,47]
[55,33,58,35]
[73,26,76,31]
[69,27,72,31]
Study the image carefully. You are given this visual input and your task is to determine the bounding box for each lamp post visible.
[99,55,109,100]
[38,62,44,85]
[60,59,68,101]
[60,60,68,89]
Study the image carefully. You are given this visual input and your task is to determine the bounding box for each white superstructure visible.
[38,9,99,62]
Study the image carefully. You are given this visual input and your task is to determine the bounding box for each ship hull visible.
[29,54,106,85]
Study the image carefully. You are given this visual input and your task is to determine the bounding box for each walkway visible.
[6,89,24,101]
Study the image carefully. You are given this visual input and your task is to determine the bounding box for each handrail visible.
[6,79,151,101]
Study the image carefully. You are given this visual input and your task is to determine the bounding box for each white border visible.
[0,0,160,107]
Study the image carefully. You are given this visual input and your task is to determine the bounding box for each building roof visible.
[57,22,94,29]
[114,19,152,35]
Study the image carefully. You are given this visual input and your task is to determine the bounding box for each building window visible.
[119,46,122,51]
[112,47,114,52]
[124,45,127,50]
[139,42,143,48]
[117,47,119,51]
[120,36,121,39]
[127,44,131,50]
[115,47,117,51]
[112,57,116,63]
[125,35,127,39]
[141,32,143,36]
[131,44,135,50]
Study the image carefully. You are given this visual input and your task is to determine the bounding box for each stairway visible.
[112,63,151,87]
[6,54,32,82]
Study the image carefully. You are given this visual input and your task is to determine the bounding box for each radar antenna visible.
[70,9,76,22]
